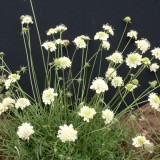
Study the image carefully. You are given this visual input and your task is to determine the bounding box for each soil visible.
[120,103,160,159]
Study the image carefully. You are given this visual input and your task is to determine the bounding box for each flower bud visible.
[149,81,157,88]
[142,57,151,65]
[85,62,90,68]
[77,78,82,83]
[131,79,139,85]
[66,92,73,98]
[0,52,4,57]
[130,114,136,121]
[123,16,131,23]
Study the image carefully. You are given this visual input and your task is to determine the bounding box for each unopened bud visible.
[123,16,131,23]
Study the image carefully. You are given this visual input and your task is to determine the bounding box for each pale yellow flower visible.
[127,30,138,39]
[57,124,78,143]
[151,47,160,60]
[94,31,109,41]
[78,106,96,122]
[102,109,114,124]
[132,135,150,147]
[102,24,114,36]
[90,77,108,94]
[17,122,34,140]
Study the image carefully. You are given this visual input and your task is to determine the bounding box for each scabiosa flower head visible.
[4,79,13,89]
[151,48,160,60]
[17,122,34,140]
[127,30,138,39]
[2,97,15,108]
[79,35,90,41]
[73,37,86,48]
[106,51,123,64]
[0,97,15,114]
[42,41,57,52]
[135,38,151,54]
[105,68,117,80]
[55,24,67,32]
[47,28,58,36]
[57,124,78,143]
[102,24,114,36]
[20,15,33,25]
[94,31,109,41]
[150,63,159,72]
[148,93,160,109]
[42,88,58,105]
[132,135,150,148]
[125,83,137,92]
[142,57,151,65]
[0,103,6,115]
[15,98,30,110]
[144,142,155,153]
[63,39,70,47]
[102,41,110,50]
[54,57,72,69]
[123,16,131,23]
[102,109,114,125]
[8,73,20,82]
[55,39,64,45]
[78,106,96,122]
[90,77,108,94]
[111,76,123,88]
[126,53,142,68]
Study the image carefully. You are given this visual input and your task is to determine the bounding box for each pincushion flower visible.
[102,41,110,50]
[150,63,159,72]
[78,106,96,122]
[151,47,160,60]
[63,39,70,47]
[142,57,151,65]
[0,103,6,115]
[55,39,64,45]
[4,79,13,89]
[106,51,123,64]
[102,109,114,125]
[148,93,160,109]
[135,38,151,53]
[15,98,30,110]
[73,37,86,48]
[55,24,67,32]
[17,122,34,140]
[102,24,114,36]
[127,30,138,39]
[79,35,90,40]
[125,83,137,92]
[42,88,58,105]
[57,124,78,143]
[20,15,33,25]
[126,53,142,68]
[94,31,109,41]
[105,68,117,80]
[8,73,20,82]
[42,41,56,52]
[111,76,123,88]
[2,97,15,108]
[90,77,108,94]
[47,28,58,35]
[54,57,72,69]
[132,135,150,148]
[0,97,15,115]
